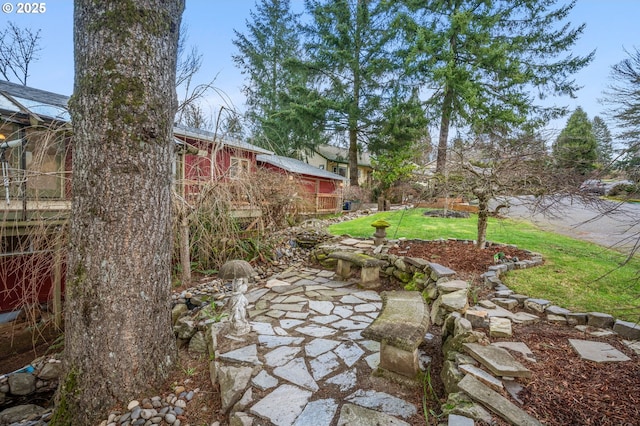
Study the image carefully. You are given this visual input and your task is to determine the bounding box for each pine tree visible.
[399,0,593,175]
[592,116,614,166]
[233,0,323,155]
[553,107,598,175]
[303,0,399,186]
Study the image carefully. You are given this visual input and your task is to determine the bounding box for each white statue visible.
[229,278,250,335]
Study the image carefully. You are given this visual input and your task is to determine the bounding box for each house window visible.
[337,167,347,177]
[230,157,250,178]
[318,164,324,170]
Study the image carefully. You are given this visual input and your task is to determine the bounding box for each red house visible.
[257,154,346,213]
[173,125,273,200]
[0,81,71,320]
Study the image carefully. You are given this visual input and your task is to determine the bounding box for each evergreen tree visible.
[233,0,324,155]
[399,0,593,175]
[553,107,598,175]
[303,0,400,186]
[370,87,428,208]
[54,1,183,423]
[592,116,614,166]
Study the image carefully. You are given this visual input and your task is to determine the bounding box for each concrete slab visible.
[308,300,334,315]
[264,346,301,367]
[463,343,532,378]
[568,339,631,362]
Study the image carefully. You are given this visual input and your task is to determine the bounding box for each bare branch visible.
[0,22,42,85]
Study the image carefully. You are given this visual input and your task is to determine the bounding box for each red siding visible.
[0,252,65,312]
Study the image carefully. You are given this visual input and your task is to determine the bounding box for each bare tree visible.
[51,1,184,424]
[449,131,559,248]
[0,22,42,85]
[174,23,222,128]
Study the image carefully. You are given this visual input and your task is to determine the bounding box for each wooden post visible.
[52,226,64,330]
[180,210,191,284]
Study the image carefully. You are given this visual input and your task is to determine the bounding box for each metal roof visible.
[0,80,70,122]
[316,144,372,167]
[257,154,347,181]
[173,124,273,155]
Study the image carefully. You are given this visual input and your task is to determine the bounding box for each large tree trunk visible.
[436,86,453,175]
[52,1,184,424]
[349,128,359,187]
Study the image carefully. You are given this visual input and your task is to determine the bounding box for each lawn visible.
[328,208,640,322]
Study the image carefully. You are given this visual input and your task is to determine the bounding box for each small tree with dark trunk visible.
[449,132,552,248]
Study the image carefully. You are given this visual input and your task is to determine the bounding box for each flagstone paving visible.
[215,266,425,425]
[211,237,638,425]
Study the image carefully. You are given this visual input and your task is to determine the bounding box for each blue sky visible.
[3,0,639,138]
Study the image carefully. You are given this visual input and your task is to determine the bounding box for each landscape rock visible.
[441,289,469,313]
[587,312,615,329]
[8,373,36,396]
[458,375,542,426]
[613,319,640,340]
[218,365,253,412]
[440,360,464,394]
[336,403,409,426]
[489,317,512,338]
[441,392,493,424]
[524,298,551,314]
[463,343,532,378]
[0,404,46,424]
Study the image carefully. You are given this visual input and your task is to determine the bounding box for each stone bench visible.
[362,290,430,383]
[327,251,386,289]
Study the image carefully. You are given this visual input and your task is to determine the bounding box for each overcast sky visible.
[4,0,640,139]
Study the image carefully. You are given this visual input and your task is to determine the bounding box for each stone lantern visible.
[371,219,391,246]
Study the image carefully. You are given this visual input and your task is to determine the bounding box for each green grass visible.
[329,208,640,321]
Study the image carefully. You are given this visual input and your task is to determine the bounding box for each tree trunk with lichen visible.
[51,1,184,424]
[475,189,490,249]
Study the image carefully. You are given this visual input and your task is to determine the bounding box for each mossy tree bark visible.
[52,1,184,424]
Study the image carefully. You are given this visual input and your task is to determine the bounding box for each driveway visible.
[494,196,640,255]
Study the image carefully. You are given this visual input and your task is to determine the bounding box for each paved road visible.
[494,196,640,254]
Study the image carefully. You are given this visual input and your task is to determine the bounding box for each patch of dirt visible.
[388,239,533,282]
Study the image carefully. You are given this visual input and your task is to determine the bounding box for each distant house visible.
[0,80,71,317]
[302,144,373,187]
[257,154,346,213]
[173,125,273,200]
